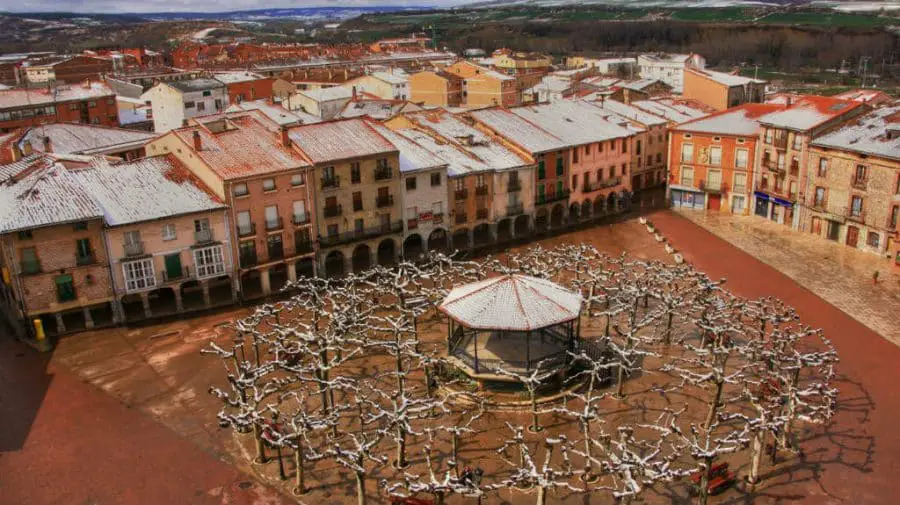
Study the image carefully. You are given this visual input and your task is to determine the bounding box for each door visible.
[846,226,859,248]
[826,221,840,241]
[811,217,822,236]
[164,253,182,281]
[754,197,768,217]
[708,194,721,211]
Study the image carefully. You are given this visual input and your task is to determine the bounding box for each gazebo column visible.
[526,330,531,371]
[473,330,479,374]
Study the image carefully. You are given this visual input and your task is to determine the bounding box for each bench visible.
[689,462,735,495]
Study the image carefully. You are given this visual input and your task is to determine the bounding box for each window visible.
[851,196,864,217]
[196,102,206,112]
[20,247,39,274]
[621,140,627,153]
[681,167,694,186]
[656,153,662,164]
[636,140,641,155]
[237,211,252,235]
[709,146,722,166]
[123,259,155,291]
[194,218,210,232]
[621,163,627,176]
[764,129,773,144]
[233,183,249,197]
[890,206,899,229]
[107,97,115,106]
[814,187,826,206]
[584,145,590,156]
[713,136,721,142]
[571,175,577,191]
[124,230,141,246]
[355,218,365,232]
[327,224,339,237]
[406,176,417,191]
[537,161,545,180]
[90,117,100,125]
[202,90,212,97]
[55,274,76,302]
[572,147,579,164]
[476,174,485,187]
[867,232,880,248]
[293,201,307,223]
[733,173,747,193]
[264,205,279,229]
[291,173,305,186]
[353,192,363,212]
[351,162,361,184]
[818,158,828,177]
[777,153,785,170]
[262,178,276,191]
[597,168,603,181]
[854,164,867,183]
[194,245,225,278]
[583,172,590,190]
[88,101,97,108]
[74,221,88,231]
[184,101,196,109]
[162,223,177,241]
[17,229,32,240]
[455,178,464,191]
[735,149,748,169]
[681,144,693,163]
[431,172,441,186]
[792,134,802,150]
[376,158,389,170]
[556,157,563,176]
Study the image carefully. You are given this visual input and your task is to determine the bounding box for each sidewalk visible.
[671,210,900,345]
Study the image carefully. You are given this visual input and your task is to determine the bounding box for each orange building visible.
[444,61,518,107]
[212,71,274,103]
[683,68,766,111]
[0,82,119,133]
[668,103,785,213]
[408,70,462,107]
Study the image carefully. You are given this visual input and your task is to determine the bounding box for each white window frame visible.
[681,166,694,186]
[161,223,177,241]
[194,245,226,279]
[233,183,249,197]
[123,258,156,292]
[680,144,693,163]
[262,178,276,192]
[735,148,748,169]
[709,146,722,166]
[291,173,305,186]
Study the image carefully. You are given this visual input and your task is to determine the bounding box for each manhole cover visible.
[238,481,254,490]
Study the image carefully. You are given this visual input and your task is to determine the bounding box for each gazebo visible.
[439,274,583,382]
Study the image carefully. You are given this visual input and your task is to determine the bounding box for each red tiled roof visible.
[287,118,396,164]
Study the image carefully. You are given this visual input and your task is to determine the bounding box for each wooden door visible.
[846,226,859,248]
[708,194,721,211]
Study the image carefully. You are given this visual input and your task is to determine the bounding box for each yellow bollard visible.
[33,318,45,341]
[1,266,9,285]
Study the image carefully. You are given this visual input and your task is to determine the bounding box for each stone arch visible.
[269,263,289,292]
[377,238,397,266]
[324,250,345,278]
[452,228,470,251]
[581,199,592,220]
[403,233,425,261]
[593,197,606,216]
[607,192,618,213]
[352,244,372,273]
[295,257,315,278]
[472,223,491,247]
[514,214,530,236]
[496,219,512,243]
[568,202,580,223]
[550,204,565,228]
[535,208,549,231]
[428,228,449,252]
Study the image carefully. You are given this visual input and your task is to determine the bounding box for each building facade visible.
[143,78,229,133]
[0,82,119,133]
[683,68,766,111]
[408,70,462,107]
[637,53,706,92]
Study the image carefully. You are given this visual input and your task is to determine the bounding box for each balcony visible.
[237,223,256,238]
[772,135,788,149]
[538,191,570,205]
[161,265,190,283]
[433,213,444,224]
[240,250,258,268]
[194,228,214,244]
[124,241,145,257]
[374,166,393,181]
[851,177,868,191]
[323,204,342,218]
[846,208,866,223]
[320,175,340,190]
[733,185,747,194]
[455,212,467,224]
[454,188,469,200]
[476,208,489,220]
[265,217,284,232]
[699,180,726,194]
[76,252,96,266]
[507,203,524,216]
[599,177,622,189]
[582,181,595,192]
[295,241,314,255]
[318,220,403,248]
[763,159,785,175]
[508,178,522,192]
[475,185,489,197]
[20,259,41,275]
[810,199,828,211]
[376,194,394,208]
[789,164,800,177]
[293,214,310,226]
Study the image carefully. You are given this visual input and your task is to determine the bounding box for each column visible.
[54,312,66,334]
[140,292,152,319]
[202,281,212,307]
[231,277,240,303]
[83,306,95,329]
[343,256,352,276]
[287,262,297,283]
[488,223,498,243]
[260,269,272,295]
[467,229,474,250]
[174,288,185,313]
[111,300,125,324]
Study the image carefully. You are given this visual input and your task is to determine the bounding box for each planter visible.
[655,233,664,242]
[674,253,684,264]
[665,244,675,254]
[646,225,655,233]
[639,217,647,225]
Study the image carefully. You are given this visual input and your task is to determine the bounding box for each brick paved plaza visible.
[2,213,899,505]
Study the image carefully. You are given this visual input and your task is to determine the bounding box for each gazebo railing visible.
[451,347,570,375]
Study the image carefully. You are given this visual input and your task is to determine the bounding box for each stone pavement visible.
[672,209,900,345]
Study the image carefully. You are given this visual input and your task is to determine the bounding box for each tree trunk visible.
[396,425,407,468]
[705,380,724,430]
[276,445,286,480]
[781,368,801,450]
[748,431,763,484]
[294,444,306,494]
[530,389,541,432]
[698,457,712,505]
[435,491,445,505]
[451,432,459,475]
[664,311,673,346]
[615,363,626,398]
[253,424,267,463]
[583,420,593,475]
[536,485,547,505]
[356,471,366,505]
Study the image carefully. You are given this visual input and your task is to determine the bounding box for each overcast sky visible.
[2,0,466,14]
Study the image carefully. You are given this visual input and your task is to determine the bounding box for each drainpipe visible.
[101,224,123,324]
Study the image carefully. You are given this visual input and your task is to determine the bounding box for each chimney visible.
[192,130,202,151]
[8,143,21,162]
[352,85,357,100]
[280,128,292,148]
[22,141,32,156]
[42,136,51,153]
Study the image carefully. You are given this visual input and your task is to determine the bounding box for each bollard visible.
[33,318,45,340]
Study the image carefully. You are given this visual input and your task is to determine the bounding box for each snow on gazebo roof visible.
[438,274,583,331]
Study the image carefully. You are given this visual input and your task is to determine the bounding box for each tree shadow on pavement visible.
[0,334,54,452]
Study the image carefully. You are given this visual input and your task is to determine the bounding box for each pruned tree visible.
[495,424,580,505]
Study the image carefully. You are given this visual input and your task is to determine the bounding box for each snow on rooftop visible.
[211,71,267,84]
[168,78,226,93]
[21,123,156,155]
[0,82,114,109]
[299,86,353,102]
[338,99,420,121]
[370,71,408,85]
[227,99,320,126]
[288,118,396,165]
[69,156,224,226]
[469,107,567,153]
[369,123,446,173]
[811,105,900,161]
[509,100,633,145]
[631,98,711,125]
[592,99,668,127]
[0,154,103,233]
[174,110,308,180]
[439,274,583,331]
[621,78,664,91]
[691,68,765,87]
[674,103,785,136]
[757,96,862,131]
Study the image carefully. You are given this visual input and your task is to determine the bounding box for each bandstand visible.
[439,274,584,386]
